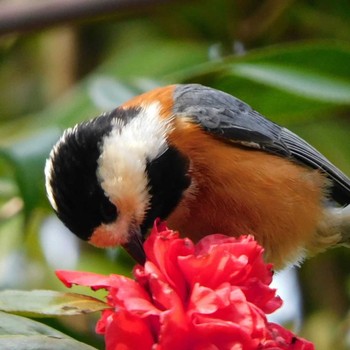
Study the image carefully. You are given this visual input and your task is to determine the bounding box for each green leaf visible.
[0,336,98,350]
[0,37,208,143]
[0,128,62,218]
[0,311,98,350]
[230,63,350,104]
[0,290,109,317]
[178,41,350,121]
[292,119,350,175]
[104,38,208,79]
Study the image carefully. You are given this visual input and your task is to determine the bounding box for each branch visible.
[0,0,179,36]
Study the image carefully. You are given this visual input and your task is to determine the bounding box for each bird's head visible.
[45,103,191,264]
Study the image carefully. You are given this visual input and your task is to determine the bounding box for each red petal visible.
[192,314,259,350]
[104,309,154,350]
[142,221,194,300]
[55,270,111,289]
[243,280,282,314]
[178,235,281,313]
[157,308,190,350]
[264,323,315,350]
[189,283,231,315]
[144,221,178,265]
[157,299,189,350]
[96,309,114,334]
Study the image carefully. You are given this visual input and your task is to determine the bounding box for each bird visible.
[45,83,350,269]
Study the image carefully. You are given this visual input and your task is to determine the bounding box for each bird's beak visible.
[122,225,146,265]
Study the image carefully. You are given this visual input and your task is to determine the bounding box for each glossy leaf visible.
[0,290,109,317]
[0,311,98,349]
[0,336,98,350]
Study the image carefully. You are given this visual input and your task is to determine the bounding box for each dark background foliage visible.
[0,0,350,349]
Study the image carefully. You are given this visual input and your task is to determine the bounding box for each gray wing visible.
[173,84,350,205]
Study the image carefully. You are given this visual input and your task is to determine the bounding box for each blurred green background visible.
[1,0,350,349]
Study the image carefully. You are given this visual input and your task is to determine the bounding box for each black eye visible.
[100,199,117,224]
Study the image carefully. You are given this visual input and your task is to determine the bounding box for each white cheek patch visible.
[97,102,172,222]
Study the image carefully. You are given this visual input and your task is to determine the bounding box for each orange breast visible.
[166,119,327,268]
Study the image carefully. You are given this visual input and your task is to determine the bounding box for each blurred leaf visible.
[234,41,350,78]
[230,63,350,104]
[292,119,350,174]
[0,37,209,143]
[0,311,97,349]
[195,75,334,124]
[104,37,209,79]
[87,76,142,110]
[0,290,108,317]
[177,41,350,121]
[292,2,350,39]
[0,128,62,218]
[0,336,98,350]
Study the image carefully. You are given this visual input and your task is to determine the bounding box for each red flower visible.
[56,221,314,350]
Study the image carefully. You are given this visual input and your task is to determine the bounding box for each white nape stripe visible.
[97,102,172,220]
[44,127,76,212]
[44,158,58,211]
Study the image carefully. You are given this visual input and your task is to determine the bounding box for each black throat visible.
[140,146,191,234]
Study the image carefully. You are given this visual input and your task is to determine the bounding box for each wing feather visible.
[173,84,350,205]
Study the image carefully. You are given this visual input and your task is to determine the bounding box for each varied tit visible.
[45,84,350,269]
